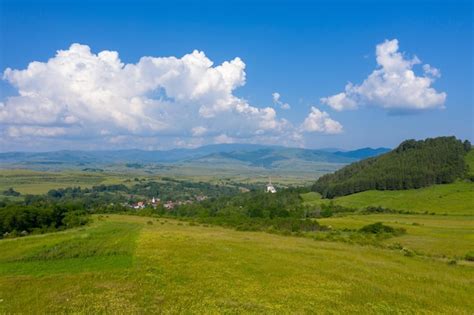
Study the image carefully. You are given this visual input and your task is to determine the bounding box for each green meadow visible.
[0,214,473,314]
[0,168,313,196]
[0,169,129,195]
[318,214,474,259]
[1,147,473,313]
[301,176,474,262]
[302,181,474,215]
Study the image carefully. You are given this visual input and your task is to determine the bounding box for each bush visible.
[388,242,403,250]
[465,251,474,261]
[402,248,415,257]
[3,188,20,197]
[362,206,397,214]
[62,211,89,228]
[359,222,394,234]
[359,222,405,236]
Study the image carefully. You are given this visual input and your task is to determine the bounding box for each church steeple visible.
[266,177,276,193]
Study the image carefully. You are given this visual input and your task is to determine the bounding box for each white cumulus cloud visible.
[0,43,343,150]
[321,39,446,113]
[301,107,343,134]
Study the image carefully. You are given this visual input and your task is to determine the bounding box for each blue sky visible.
[0,0,472,151]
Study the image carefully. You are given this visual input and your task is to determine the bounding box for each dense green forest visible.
[312,137,471,198]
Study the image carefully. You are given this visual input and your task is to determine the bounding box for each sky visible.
[0,0,472,152]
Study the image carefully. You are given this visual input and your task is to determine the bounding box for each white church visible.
[266,178,277,193]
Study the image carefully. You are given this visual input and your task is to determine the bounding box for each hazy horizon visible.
[0,141,396,154]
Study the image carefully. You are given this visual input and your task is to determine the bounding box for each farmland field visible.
[0,214,473,314]
[0,168,314,196]
[0,169,129,195]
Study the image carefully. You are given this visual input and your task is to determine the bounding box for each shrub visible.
[3,188,20,197]
[363,206,397,214]
[62,211,89,228]
[402,248,415,257]
[359,222,394,234]
[465,251,474,261]
[388,242,403,250]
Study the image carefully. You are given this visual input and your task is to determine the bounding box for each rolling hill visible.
[303,181,474,215]
[303,145,474,215]
[0,215,472,313]
[313,137,471,198]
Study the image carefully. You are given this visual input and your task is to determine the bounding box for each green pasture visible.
[318,214,474,259]
[0,168,313,196]
[0,215,472,313]
[302,181,474,215]
[0,169,131,195]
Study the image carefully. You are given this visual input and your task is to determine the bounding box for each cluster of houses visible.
[129,195,208,210]
[129,179,276,211]
[130,197,160,210]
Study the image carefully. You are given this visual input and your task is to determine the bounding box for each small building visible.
[195,195,208,201]
[133,201,146,209]
[266,178,276,193]
[164,201,175,210]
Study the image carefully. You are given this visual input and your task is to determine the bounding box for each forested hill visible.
[312,137,472,198]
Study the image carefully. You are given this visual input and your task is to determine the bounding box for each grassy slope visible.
[0,215,473,313]
[302,181,473,215]
[318,214,474,259]
[300,151,474,261]
[302,149,474,215]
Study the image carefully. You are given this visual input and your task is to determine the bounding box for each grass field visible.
[302,181,474,215]
[0,214,473,313]
[0,169,130,195]
[0,168,314,196]
[318,214,474,259]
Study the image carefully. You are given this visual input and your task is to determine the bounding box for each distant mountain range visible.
[0,144,390,172]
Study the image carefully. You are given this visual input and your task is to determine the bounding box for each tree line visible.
[0,178,246,238]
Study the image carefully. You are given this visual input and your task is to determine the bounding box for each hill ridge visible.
[312,136,471,198]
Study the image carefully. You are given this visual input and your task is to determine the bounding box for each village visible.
[128,195,209,210]
[127,179,277,210]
